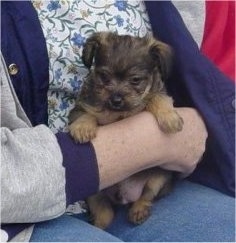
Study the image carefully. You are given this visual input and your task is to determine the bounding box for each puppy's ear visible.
[149,39,173,81]
[82,33,101,69]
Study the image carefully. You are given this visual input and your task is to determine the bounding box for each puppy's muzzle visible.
[108,93,124,110]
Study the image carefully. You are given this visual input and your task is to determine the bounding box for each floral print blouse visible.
[32,0,152,133]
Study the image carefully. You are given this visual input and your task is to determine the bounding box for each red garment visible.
[201,1,235,81]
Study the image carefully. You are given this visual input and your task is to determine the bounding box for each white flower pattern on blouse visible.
[32,0,152,132]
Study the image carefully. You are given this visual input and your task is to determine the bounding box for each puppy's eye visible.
[130,77,143,85]
[98,72,110,84]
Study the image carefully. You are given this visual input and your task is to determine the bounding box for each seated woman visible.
[1,1,234,242]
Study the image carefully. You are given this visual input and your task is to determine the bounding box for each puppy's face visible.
[82,32,172,112]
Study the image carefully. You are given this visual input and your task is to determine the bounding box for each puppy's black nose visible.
[109,93,124,109]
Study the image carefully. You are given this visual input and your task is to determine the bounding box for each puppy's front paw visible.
[146,94,184,134]
[128,199,151,225]
[157,110,184,134]
[69,116,97,143]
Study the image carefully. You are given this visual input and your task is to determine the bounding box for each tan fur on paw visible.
[146,94,184,134]
[90,208,114,229]
[128,199,151,224]
[157,110,184,134]
[69,114,97,143]
[87,193,115,229]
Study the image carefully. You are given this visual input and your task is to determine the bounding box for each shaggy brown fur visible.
[68,32,183,228]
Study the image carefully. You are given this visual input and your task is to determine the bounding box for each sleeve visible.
[1,1,99,240]
[56,132,99,205]
[145,1,235,196]
[1,126,99,224]
[1,55,99,224]
[1,125,66,223]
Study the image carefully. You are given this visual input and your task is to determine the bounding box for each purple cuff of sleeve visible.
[55,132,99,206]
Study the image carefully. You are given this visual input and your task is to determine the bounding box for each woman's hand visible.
[157,108,208,176]
[92,108,207,190]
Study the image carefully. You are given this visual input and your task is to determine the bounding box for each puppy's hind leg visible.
[87,192,114,229]
[128,169,172,225]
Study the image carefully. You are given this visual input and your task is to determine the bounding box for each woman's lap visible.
[30,214,121,242]
[31,180,235,242]
[106,180,235,242]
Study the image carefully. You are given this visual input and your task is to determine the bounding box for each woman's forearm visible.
[92,108,208,190]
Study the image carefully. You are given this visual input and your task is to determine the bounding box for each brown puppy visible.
[68,32,183,229]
